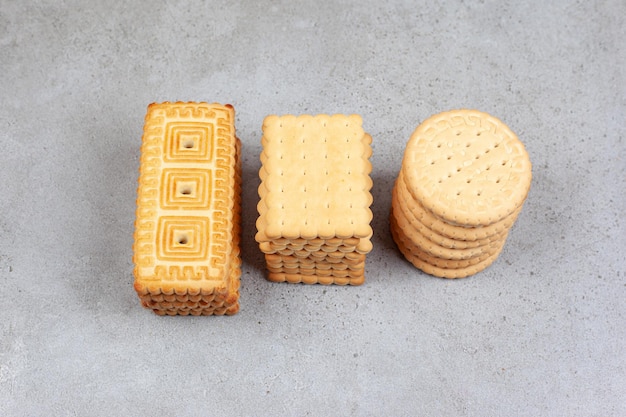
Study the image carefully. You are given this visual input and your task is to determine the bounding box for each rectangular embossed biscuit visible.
[133,102,241,315]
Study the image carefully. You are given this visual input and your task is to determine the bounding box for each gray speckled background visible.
[1,1,624,415]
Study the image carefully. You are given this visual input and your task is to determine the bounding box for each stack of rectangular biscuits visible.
[390,109,532,279]
[133,102,241,315]
[256,114,374,285]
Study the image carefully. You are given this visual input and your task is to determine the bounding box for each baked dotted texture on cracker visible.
[390,109,532,279]
[133,102,241,315]
[256,114,373,285]
[256,114,374,242]
[402,109,532,227]
[396,170,522,241]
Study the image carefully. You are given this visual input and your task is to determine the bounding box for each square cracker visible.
[267,272,365,286]
[133,102,241,315]
[256,114,374,247]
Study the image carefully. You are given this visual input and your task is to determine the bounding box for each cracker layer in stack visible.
[391,109,532,278]
[133,102,241,315]
[256,114,373,285]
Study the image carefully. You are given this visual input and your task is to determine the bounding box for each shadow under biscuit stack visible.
[390,109,532,278]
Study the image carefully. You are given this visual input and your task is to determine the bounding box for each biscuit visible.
[265,254,366,270]
[402,109,532,227]
[133,102,241,315]
[260,245,369,261]
[262,238,366,254]
[266,264,365,276]
[256,114,374,285]
[256,114,373,247]
[389,211,505,269]
[391,202,503,260]
[396,171,522,241]
[390,213,504,279]
[391,178,508,249]
[267,272,365,286]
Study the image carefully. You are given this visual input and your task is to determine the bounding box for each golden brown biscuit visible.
[133,102,241,315]
[267,272,365,286]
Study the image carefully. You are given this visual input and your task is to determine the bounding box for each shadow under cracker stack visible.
[390,109,532,278]
[133,102,242,315]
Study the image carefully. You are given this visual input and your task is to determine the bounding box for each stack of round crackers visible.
[259,237,371,285]
[390,109,532,278]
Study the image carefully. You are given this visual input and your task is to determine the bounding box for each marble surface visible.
[1,1,624,415]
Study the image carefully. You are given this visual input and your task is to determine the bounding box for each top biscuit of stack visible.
[402,109,532,227]
[256,114,373,253]
[133,102,240,314]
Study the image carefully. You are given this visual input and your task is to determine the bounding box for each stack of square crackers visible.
[256,114,374,285]
[133,102,241,315]
[390,109,532,278]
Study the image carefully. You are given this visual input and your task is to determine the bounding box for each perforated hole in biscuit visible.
[176,181,196,197]
[417,137,512,190]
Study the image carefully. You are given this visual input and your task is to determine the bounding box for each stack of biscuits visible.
[256,114,374,285]
[390,109,532,278]
[133,102,242,315]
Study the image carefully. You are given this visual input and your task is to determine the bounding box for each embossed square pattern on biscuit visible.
[133,102,241,315]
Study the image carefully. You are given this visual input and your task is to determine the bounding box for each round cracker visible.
[402,109,531,227]
[392,180,508,249]
[390,212,505,269]
[390,215,505,278]
[396,171,523,241]
[391,203,504,260]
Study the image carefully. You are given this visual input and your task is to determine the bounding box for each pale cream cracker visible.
[390,210,505,269]
[133,102,242,315]
[401,109,532,227]
[392,178,509,249]
[391,202,504,260]
[396,170,523,241]
[390,212,505,279]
